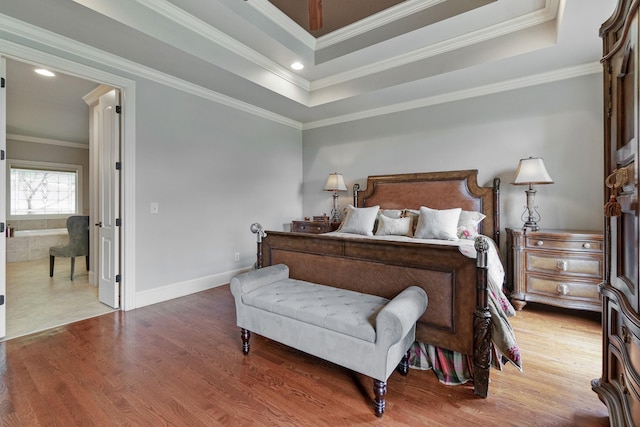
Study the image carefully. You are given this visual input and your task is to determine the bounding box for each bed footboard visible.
[258,231,492,397]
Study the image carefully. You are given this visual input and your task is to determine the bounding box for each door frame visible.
[0,43,137,311]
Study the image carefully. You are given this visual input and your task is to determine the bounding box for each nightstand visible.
[505,228,604,312]
[291,220,340,234]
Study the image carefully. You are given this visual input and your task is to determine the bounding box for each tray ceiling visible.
[0,0,618,138]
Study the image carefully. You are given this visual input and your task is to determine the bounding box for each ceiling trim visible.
[6,133,90,150]
[250,0,451,51]
[0,2,600,132]
[315,0,448,49]
[0,13,303,130]
[311,2,558,91]
[135,0,310,91]
[249,0,316,49]
[303,62,602,130]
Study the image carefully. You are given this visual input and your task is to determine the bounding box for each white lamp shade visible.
[512,157,554,185]
[324,173,347,191]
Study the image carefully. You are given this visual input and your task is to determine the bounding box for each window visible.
[8,160,82,218]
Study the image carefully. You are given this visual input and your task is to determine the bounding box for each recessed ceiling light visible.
[34,69,56,77]
[291,62,304,70]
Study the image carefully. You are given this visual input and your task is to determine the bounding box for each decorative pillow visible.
[379,209,403,219]
[413,206,462,240]
[375,215,413,237]
[403,209,420,234]
[457,210,486,239]
[339,205,380,236]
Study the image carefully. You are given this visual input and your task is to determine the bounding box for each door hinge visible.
[1,77,5,88]
[115,105,121,114]
[115,162,121,170]
[116,274,121,283]
[0,295,4,306]
[0,222,4,233]
[1,150,4,160]
[115,218,121,226]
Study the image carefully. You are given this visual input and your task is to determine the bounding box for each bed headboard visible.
[354,170,501,244]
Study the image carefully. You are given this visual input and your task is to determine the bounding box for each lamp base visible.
[521,187,542,232]
[330,192,341,223]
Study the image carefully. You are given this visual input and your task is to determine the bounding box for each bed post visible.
[353,183,360,207]
[473,236,492,398]
[250,223,267,269]
[493,177,500,248]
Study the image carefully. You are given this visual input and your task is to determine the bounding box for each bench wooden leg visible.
[241,328,250,355]
[397,350,410,376]
[373,379,387,417]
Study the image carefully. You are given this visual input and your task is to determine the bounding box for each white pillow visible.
[414,206,462,240]
[457,210,486,239]
[379,209,403,219]
[339,205,380,236]
[375,215,413,237]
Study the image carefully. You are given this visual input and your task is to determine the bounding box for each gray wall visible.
[134,79,302,292]
[303,73,604,248]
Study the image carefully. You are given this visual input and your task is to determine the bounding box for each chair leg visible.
[70,257,75,281]
[49,255,55,277]
[397,350,410,376]
[241,328,251,355]
[373,379,387,417]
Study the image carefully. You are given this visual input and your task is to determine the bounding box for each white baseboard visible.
[134,265,251,309]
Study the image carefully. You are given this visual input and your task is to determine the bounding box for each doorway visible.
[2,57,123,340]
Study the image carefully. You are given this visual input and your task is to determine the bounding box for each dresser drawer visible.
[525,236,603,253]
[292,221,330,233]
[507,228,604,312]
[526,275,600,301]
[526,253,602,278]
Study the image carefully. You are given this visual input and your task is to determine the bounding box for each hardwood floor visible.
[0,285,609,426]
[5,257,115,341]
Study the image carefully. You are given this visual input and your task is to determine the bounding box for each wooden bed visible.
[259,170,502,397]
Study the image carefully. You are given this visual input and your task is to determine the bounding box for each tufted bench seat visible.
[230,263,428,417]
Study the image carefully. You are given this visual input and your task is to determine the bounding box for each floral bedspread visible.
[411,235,522,384]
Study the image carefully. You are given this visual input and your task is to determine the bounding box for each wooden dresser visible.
[291,220,340,234]
[593,1,640,425]
[506,228,604,312]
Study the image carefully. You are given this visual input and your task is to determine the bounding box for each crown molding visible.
[0,0,591,132]
[303,62,602,130]
[135,0,310,91]
[7,134,90,149]
[249,0,317,49]
[0,13,303,130]
[311,2,557,91]
[316,0,447,49]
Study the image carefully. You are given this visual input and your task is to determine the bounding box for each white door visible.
[97,89,120,308]
[0,57,7,337]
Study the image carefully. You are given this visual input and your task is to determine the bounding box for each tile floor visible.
[4,256,116,341]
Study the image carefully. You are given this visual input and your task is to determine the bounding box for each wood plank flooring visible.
[0,285,609,426]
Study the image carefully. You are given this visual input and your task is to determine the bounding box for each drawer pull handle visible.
[583,243,591,249]
[556,284,569,295]
[622,325,632,344]
[621,374,629,395]
[556,260,568,271]
[536,240,544,246]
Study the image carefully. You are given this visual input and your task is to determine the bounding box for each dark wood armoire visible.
[593,1,640,425]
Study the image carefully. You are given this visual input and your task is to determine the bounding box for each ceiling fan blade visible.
[308,0,323,31]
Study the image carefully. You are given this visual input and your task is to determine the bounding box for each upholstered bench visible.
[230,264,428,417]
